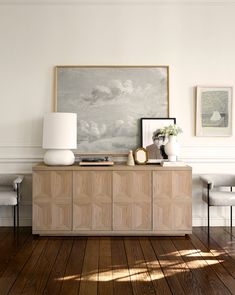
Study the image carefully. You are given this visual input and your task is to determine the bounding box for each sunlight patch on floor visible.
[55,253,222,282]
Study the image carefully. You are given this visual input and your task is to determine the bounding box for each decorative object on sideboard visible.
[196,86,233,136]
[134,148,148,164]
[127,150,135,166]
[43,112,77,165]
[55,65,169,154]
[141,118,176,160]
[161,124,182,162]
[79,157,114,166]
[161,161,186,167]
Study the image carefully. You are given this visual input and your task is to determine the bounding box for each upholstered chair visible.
[200,174,235,235]
[0,174,24,229]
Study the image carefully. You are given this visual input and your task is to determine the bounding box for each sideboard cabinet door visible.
[153,170,192,233]
[33,171,72,231]
[73,171,112,231]
[113,171,151,231]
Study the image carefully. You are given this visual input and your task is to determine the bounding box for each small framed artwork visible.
[141,118,176,160]
[196,86,233,136]
[134,148,148,164]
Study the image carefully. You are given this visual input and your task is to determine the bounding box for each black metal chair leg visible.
[13,206,16,231]
[231,206,233,232]
[207,185,210,238]
[17,204,19,229]
[208,204,210,238]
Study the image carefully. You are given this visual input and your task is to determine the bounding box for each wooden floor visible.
[0,228,235,295]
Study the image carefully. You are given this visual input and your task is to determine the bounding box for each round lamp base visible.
[44,150,75,166]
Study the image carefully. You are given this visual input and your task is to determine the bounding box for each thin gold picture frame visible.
[54,65,170,155]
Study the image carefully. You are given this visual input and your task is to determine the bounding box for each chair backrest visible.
[202,174,235,189]
[0,174,19,187]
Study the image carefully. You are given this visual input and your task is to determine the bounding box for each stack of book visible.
[161,161,187,167]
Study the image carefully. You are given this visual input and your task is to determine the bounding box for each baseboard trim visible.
[0,217,32,227]
[193,217,235,227]
[0,217,234,227]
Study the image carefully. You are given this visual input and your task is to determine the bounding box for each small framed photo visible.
[134,148,148,164]
[141,118,176,160]
[196,86,233,136]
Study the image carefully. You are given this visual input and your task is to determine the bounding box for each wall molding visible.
[1,0,235,5]
[0,158,42,163]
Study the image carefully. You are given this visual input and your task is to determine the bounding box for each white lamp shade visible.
[43,112,77,149]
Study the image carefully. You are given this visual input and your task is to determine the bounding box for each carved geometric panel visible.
[113,202,132,230]
[153,170,192,232]
[73,171,112,230]
[172,171,192,200]
[113,171,151,203]
[52,171,72,199]
[113,171,151,230]
[73,203,92,230]
[93,202,112,230]
[33,202,52,230]
[33,171,52,199]
[133,202,151,230]
[153,171,172,199]
[33,171,72,231]
[52,202,71,230]
[173,201,192,230]
[153,201,173,231]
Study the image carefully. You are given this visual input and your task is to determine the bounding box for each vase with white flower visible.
[160,124,182,162]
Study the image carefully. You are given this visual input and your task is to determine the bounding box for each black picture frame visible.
[141,117,176,160]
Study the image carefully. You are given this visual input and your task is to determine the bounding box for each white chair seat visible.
[0,191,17,205]
[203,190,235,206]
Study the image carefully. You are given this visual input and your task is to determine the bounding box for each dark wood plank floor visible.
[0,227,235,295]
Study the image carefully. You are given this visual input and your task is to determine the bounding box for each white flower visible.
[160,124,183,136]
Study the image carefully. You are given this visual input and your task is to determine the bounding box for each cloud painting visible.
[56,66,169,153]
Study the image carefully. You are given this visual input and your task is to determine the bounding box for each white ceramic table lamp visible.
[43,112,77,165]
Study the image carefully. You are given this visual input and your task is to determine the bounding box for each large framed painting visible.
[55,65,169,153]
[141,118,176,160]
[196,86,233,136]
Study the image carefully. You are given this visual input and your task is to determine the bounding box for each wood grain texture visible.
[139,237,172,295]
[98,238,113,295]
[124,238,156,295]
[33,166,192,235]
[60,238,87,295]
[20,239,62,294]
[8,238,48,295]
[73,171,112,230]
[33,171,72,231]
[189,233,235,294]
[79,238,99,295]
[33,163,192,171]
[150,237,190,295]
[113,171,151,231]
[111,238,133,295]
[0,228,235,295]
[153,170,192,233]
[172,237,231,295]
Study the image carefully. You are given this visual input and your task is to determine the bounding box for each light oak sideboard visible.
[32,163,192,236]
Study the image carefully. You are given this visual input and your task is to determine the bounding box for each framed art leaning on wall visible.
[55,65,169,154]
[141,117,176,160]
[196,86,233,136]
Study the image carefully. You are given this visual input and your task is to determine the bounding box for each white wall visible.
[1,0,235,226]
